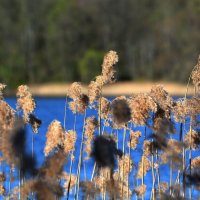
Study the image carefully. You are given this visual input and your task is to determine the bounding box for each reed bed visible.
[0,52,200,199]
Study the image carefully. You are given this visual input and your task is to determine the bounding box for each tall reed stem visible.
[75,110,87,200]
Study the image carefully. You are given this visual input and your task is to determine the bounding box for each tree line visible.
[0,0,200,87]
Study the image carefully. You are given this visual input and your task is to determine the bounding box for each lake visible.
[1,97,199,199]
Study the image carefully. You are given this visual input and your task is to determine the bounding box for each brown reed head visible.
[134,184,147,197]
[99,97,111,119]
[88,80,102,104]
[16,85,36,122]
[111,96,131,127]
[173,99,187,123]
[0,83,6,100]
[137,155,151,179]
[67,82,82,100]
[91,135,122,171]
[184,129,200,150]
[62,172,77,194]
[63,130,77,156]
[129,93,157,125]
[191,54,200,87]
[44,120,65,156]
[150,85,173,118]
[0,100,15,130]
[191,156,200,168]
[102,50,118,84]
[80,181,100,199]
[128,131,141,150]
[29,114,42,133]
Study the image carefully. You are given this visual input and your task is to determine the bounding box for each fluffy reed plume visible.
[0,172,6,182]
[167,139,183,154]
[143,140,154,156]
[137,155,151,178]
[21,150,66,200]
[150,85,173,118]
[160,139,183,167]
[88,50,118,104]
[0,83,6,99]
[111,96,131,127]
[91,135,122,171]
[134,184,147,196]
[172,99,187,123]
[128,131,141,149]
[80,181,100,199]
[68,82,89,113]
[16,85,36,122]
[93,167,111,193]
[101,50,118,84]
[88,79,102,104]
[21,179,63,200]
[93,168,131,198]
[153,116,175,135]
[191,54,200,87]
[63,130,77,157]
[29,114,42,133]
[186,97,200,126]
[184,129,200,150]
[160,182,169,193]
[99,97,111,120]
[62,172,77,194]
[84,117,98,158]
[44,120,65,156]
[118,155,133,179]
[0,184,5,195]
[67,82,82,100]
[191,156,200,168]
[21,150,66,199]
[129,93,157,125]
[160,184,184,200]
[0,100,15,130]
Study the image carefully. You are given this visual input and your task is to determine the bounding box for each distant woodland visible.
[0,0,200,87]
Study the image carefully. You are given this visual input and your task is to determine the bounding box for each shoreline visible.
[25,81,194,97]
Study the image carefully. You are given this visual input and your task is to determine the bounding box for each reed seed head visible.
[129,93,157,125]
[63,130,77,155]
[0,83,6,100]
[102,50,118,84]
[111,96,131,127]
[191,156,200,168]
[137,155,151,179]
[150,85,173,118]
[44,120,65,156]
[184,130,200,150]
[128,131,141,150]
[134,184,146,196]
[16,85,36,122]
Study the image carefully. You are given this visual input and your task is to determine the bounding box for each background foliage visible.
[0,0,200,87]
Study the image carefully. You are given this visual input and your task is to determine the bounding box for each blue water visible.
[1,97,200,199]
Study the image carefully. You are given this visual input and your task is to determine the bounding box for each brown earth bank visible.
[23,81,194,97]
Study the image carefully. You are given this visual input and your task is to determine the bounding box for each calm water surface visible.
[2,97,199,199]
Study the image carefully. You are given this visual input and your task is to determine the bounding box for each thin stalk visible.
[142,155,144,200]
[151,140,155,200]
[75,110,87,200]
[66,157,74,200]
[98,97,102,135]
[128,127,131,200]
[121,125,127,198]
[66,110,77,199]
[189,123,192,200]
[170,160,173,195]
[91,162,96,181]
[63,97,68,130]
[156,149,161,195]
